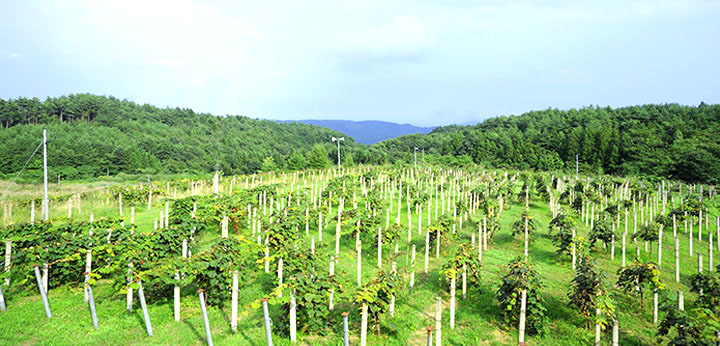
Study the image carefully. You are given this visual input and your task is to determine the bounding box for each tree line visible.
[0,94,386,181]
[373,103,720,184]
[1,95,718,184]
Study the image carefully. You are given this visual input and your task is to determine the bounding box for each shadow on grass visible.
[182,317,206,344]
[132,310,149,335]
[543,293,582,327]
[463,284,504,328]
[529,245,561,265]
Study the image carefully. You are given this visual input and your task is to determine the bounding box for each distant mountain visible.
[276,119,435,144]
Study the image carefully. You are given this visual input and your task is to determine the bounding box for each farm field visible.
[0,166,718,345]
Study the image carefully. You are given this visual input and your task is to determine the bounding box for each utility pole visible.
[43,128,49,221]
[332,136,344,176]
[414,147,418,168]
[575,154,579,180]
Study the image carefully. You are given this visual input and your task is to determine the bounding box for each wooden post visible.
[611,231,615,261]
[357,239,362,287]
[519,289,527,346]
[716,216,719,252]
[418,205,423,236]
[0,284,5,311]
[675,236,680,283]
[231,270,238,333]
[262,298,272,346]
[612,319,619,346]
[678,290,684,311]
[390,291,396,318]
[572,228,577,271]
[278,258,283,298]
[436,230,441,259]
[42,263,48,292]
[342,312,350,346]
[621,230,626,267]
[318,212,323,242]
[336,199,342,257]
[410,245,416,288]
[435,297,442,346]
[378,228,382,268]
[653,290,659,324]
[84,250,92,303]
[34,265,52,318]
[594,308,601,345]
[478,223,482,263]
[450,275,456,329]
[221,216,228,238]
[329,257,335,311]
[524,216,529,259]
[462,263,467,300]
[174,271,180,321]
[690,222,694,256]
[360,303,368,346]
[264,243,270,274]
[425,231,430,273]
[699,210,703,242]
[138,281,153,336]
[305,208,309,236]
[4,240,10,286]
[290,292,297,343]
[126,263,133,312]
[658,225,663,268]
[483,216,488,251]
[709,228,714,269]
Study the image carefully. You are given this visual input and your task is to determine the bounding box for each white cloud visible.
[0,51,23,59]
[351,16,435,53]
[152,59,185,68]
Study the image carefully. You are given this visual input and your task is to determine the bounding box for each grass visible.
[0,172,717,345]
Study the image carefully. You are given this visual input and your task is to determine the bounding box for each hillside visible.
[0,94,386,180]
[373,103,720,184]
[276,119,434,144]
[2,95,719,184]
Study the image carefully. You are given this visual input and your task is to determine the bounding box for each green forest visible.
[374,103,720,184]
[1,95,719,184]
[0,94,386,181]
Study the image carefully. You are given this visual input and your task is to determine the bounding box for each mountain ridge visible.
[275,119,434,144]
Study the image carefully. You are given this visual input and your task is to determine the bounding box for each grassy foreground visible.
[0,174,717,346]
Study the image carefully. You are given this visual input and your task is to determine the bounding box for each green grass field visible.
[0,171,717,345]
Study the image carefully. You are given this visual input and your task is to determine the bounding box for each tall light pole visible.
[422,148,425,163]
[575,154,579,180]
[42,128,49,221]
[414,147,418,168]
[332,136,344,175]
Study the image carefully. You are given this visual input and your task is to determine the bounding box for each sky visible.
[1,0,719,126]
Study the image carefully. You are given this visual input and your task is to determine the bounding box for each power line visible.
[0,140,43,200]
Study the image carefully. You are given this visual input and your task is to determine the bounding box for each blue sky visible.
[1,0,718,126]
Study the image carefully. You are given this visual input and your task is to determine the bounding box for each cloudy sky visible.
[1,0,718,126]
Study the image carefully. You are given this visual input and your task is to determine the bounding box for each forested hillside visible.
[2,95,718,184]
[373,104,720,184]
[0,94,385,180]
